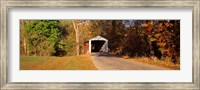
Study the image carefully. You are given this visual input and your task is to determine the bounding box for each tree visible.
[142,20,180,63]
[24,20,62,56]
[57,20,76,56]
[72,20,81,55]
[72,20,92,55]
[20,20,29,55]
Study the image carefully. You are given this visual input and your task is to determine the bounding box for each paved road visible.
[90,53,168,70]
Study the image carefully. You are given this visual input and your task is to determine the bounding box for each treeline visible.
[20,20,180,63]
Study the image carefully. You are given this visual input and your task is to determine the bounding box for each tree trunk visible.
[75,30,80,55]
[34,48,37,56]
[72,21,80,55]
[23,39,27,55]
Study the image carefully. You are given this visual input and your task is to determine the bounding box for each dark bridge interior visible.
[91,40,105,52]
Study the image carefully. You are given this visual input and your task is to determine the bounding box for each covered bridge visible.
[89,36,108,53]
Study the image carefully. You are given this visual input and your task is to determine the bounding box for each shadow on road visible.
[91,53,112,57]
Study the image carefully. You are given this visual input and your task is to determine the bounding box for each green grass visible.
[20,54,97,70]
[20,56,57,61]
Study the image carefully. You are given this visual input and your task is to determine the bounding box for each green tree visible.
[58,20,76,56]
[24,20,62,56]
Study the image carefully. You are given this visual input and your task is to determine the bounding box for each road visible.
[90,53,168,70]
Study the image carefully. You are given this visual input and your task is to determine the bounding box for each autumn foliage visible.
[20,20,180,64]
[141,20,180,63]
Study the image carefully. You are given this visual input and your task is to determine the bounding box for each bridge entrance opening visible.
[91,40,105,52]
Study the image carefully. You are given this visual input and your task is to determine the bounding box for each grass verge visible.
[122,56,180,70]
[20,54,97,70]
